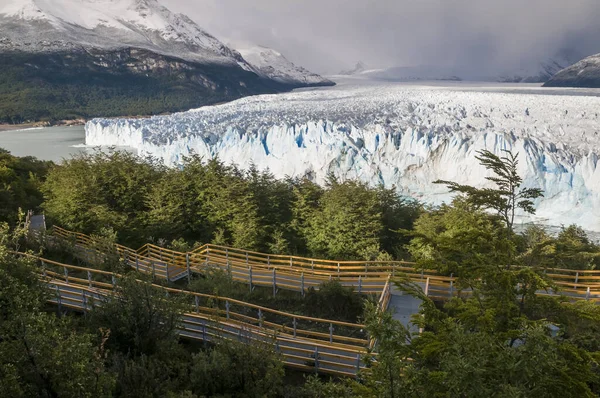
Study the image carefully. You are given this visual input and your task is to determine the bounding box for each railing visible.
[15,252,370,377]
[50,225,600,302]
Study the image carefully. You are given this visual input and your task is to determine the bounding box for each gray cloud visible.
[163,0,600,74]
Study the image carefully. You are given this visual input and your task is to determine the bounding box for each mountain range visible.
[338,50,589,84]
[0,0,332,123]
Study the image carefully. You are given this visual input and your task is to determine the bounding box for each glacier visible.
[86,80,600,231]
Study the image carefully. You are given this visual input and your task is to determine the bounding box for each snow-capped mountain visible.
[0,0,250,66]
[85,80,600,231]
[237,45,333,87]
[497,50,586,83]
[0,0,330,122]
[544,53,600,88]
[339,62,368,76]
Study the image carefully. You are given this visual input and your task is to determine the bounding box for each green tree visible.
[0,149,50,224]
[189,338,284,397]
[305,179,382,259]
[87,274,186,357]
[435,150,543,236]
[0,226,114,397]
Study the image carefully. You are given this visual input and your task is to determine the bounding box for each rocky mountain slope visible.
[544,53,600,88]
[0,0,330,123]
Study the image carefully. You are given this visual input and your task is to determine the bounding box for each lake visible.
[0,125,134,163]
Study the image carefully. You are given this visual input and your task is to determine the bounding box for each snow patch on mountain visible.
[237,45,333,86]
[86,81,600,230]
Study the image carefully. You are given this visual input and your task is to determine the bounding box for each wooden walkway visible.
[19,220,600,377]
[17,252,384,378]
[50,225,600,302]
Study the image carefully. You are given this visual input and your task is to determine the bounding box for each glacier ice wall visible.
[86,82,600,231]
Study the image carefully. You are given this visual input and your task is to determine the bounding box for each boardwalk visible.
[20,221,600,376]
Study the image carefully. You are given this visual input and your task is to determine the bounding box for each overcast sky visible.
[163,0,600,74]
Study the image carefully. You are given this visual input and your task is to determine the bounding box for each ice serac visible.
[86,82,600,231]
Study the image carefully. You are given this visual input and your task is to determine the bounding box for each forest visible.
[1,148,600,397]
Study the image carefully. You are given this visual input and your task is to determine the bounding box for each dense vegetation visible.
[41,150,422,259]
[0,149,51,222]
[0,49,285,123]
[2,148,600,396]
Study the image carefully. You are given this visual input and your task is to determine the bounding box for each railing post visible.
[64,267,69,284]
[450,273,454,297]
[202,320,207,345]
[586,287,591,301]
[425,277,430,297]
[290,257,293,267]
[152,260,156,281]
[56,285,62,315]
[82,291,87,313]
[87,270,92,288]
[166,261,170,283]
[246,252,249,266]
[226,248,229,265]
[314,347,319,374]
[195,296,200,313]
[205,247,210,266]
[186,253,191,285]
[301,273,305,296]
[249,266,253,292]
[364,262,368,274]
[258,309,263,328]
[112,275,117,289]
[225,300,230,320]
[272,269,277,297]
[311,260,314,270]
[159,247,163,262]
[227,260,232,277]
[337,262,340,275]
[358,276,362,293]
[293,317,297,338]
[329,323,334,343]
[356,354,361,374]
[575,271,579,289]
[136,254,140,272]
[267,255,270,267]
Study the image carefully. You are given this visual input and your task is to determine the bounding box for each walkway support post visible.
[186,253,191,285]
[272,269,277,297]
[249,266,253,292]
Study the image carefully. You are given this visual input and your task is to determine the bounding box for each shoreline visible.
[0,120,86,132]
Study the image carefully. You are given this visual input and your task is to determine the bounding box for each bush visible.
[304,280,364,322]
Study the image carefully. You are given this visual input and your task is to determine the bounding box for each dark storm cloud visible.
[163,0,600,74]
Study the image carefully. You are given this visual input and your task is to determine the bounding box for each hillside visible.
[0,0,329,123]
[544,53,600,88]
